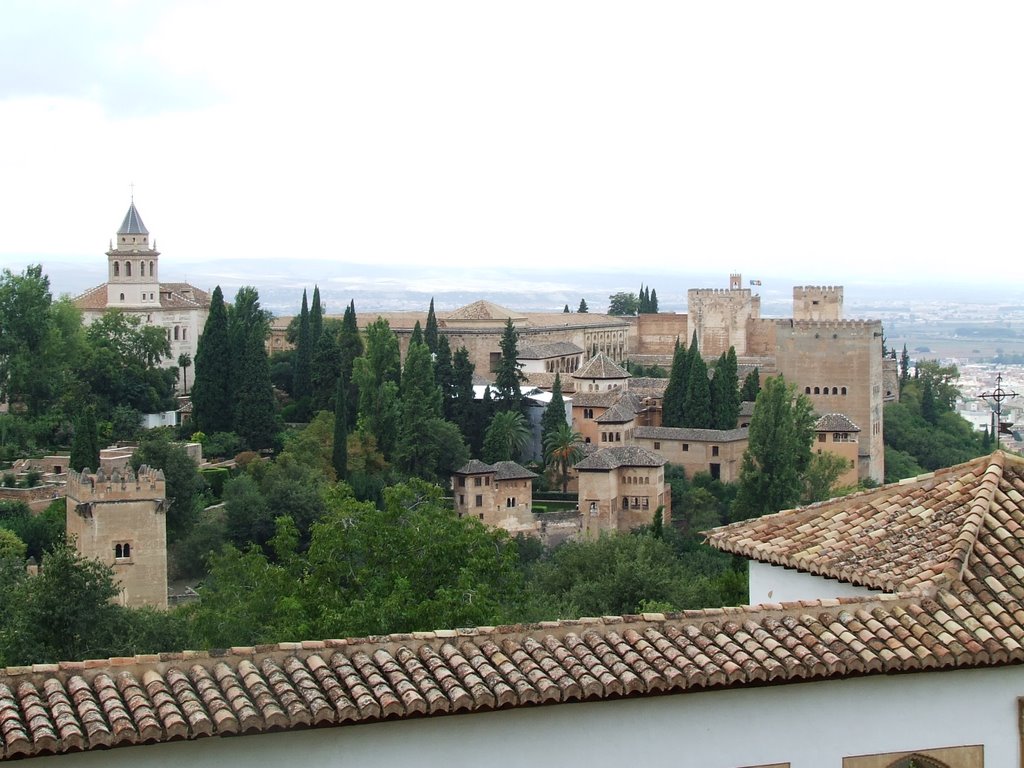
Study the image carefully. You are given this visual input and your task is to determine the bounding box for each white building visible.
[74,203,210,392]
[6,451,1024,767]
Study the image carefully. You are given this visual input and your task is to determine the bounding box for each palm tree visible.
[482,410,530,463]
[543,422,583,493]
[178,353,192,394]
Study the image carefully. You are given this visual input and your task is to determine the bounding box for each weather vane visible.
[129,182,135,202]
[979,373,1019,449]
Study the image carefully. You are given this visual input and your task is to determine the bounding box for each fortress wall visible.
[774,320,884,482]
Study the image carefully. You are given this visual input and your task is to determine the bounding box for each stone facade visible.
[792,285,843,321]
[813,413,861,486]
[631,426,748,482]
[65,466,168,609]
[74,204,210,393]
[452,460,538,536]
[576,446,670,538]
[687,274,761,357]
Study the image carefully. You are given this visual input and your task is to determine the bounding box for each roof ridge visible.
[946,451,1006,583]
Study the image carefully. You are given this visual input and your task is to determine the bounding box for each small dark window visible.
[841,386,848,395]
[712,445,719,457]
[475,495,483,507]
[813,386,820,394]
[458,477,466,487]
[474,477,482,487]
[682,443,689,451]
[818,433,826,443]
[653,441,661,450]
[119,293,125,301]
[113,262,120,277]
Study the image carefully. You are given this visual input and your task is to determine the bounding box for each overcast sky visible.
[1,1,1022,289]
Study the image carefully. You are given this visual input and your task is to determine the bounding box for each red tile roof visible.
[3,452,1024,760]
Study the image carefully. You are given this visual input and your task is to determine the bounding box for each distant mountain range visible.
[3,255,1017,319]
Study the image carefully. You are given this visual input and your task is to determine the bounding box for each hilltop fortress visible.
[272,274,885,482]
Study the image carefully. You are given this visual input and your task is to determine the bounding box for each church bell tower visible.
[106,201,161,307]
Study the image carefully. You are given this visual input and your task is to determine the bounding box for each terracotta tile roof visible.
[445,301,525,322]
[453,460,536,481]
[595,393,643,424]
[634,426,749,442]
[814,413,860,432]
[517,342,583,359]
[706,450,1018,593]
[573,353,630,381]
[6,452,1024,760]
[575,446,666,471]
[71,285,108,311]
[491,461,538,481]
[571,390,623,408]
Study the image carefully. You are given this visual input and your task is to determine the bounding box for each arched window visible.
[182,328,187,341]
[125,262,132,277]
[139,262,145,276]
[113,261,120,277]
[119,293,125,301]
[123,543,131,558]
[174,326,180,340]
[832,386,839,395]
[813,386,820,394]
[149,260,154,275]
[805,386,811,394]
[841,386,848,395]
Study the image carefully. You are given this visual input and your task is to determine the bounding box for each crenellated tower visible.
[793,285,843,322]
[65,465,168,609]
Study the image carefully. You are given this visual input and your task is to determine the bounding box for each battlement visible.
[66,465,166,502]
[688,288,752,298]
[794,285,843,295]
[776,319,882,339]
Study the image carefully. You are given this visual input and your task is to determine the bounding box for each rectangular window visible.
[475,495,483,507]
[818,433,826,443]
[682,443,689,451]
[474,477,482,487]
[712,445,719,457]
[653,441,661,449]
[458,477,466,487]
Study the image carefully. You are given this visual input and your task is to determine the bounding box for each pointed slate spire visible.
[118,202,149,235]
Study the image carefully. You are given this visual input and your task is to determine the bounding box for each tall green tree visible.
[493,319,524,412]
[899,345,911,391]
[232,306,279,450]
[177,352,192,394]
[310,322,340,411]
[0,265,54,415]
[292,289,312,399]
[544,421,583,493]
[733,376,815,520]
[309,286,323,351]
[451,345,478,448]
[332,375,348,481]
[424,298,439,354]
[710,347,740,430]
[482,410,530,463]
[69,406,99,472]
[434,334,455,419]
[353,318,401,456]
[541,373,567,443]
[395,340,444,479]
[83,310,174,416]
[607,292,638,316]
[563,304,570,313]
[649,288,658,313]
[662,338,688,427]
[682,346,712,429]
[740,367,760,402]
[577,299,589,313]
[338,301,363,427]
[132,430,207,538]
[192,286,233,434]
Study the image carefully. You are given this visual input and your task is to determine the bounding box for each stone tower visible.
[687,274,761,357]
[793,285,843,322]
[65,466,168,609]
[105,202,161,308]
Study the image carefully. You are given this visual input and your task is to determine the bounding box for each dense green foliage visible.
[69,406,99,472]
[493,319,524,411]
[883,360,985,482]
[192,286,233,434]
[733,376,815,519]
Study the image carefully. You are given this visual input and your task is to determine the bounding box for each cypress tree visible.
[541,373,567,442]
[435,334,455,420]
[650,288,658,313]
[577,299,589,313]
[740,367,761,402]
[395,340,443,478]
[70,406,100,472]
[311,324,340,411]
[424,298,439,354]
[662,338,688,427]
[563,304,570,313]
[332,374,347,481]
[338,301,363,428]
[410,321,424,347]
[192,285,233,434]
[493,319,524,412]
[711,346,740,429]
[451,345,476,444]
[683,345,712,429]
[234,325,279,450]
[292,290,312,399]
[310,285,323,351]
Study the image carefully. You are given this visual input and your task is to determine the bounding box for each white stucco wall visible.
[748,560,883,604]
[29,664,1018,768]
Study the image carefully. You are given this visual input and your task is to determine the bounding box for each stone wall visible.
[634,314,687,357]
[792,285,843,321]
[65,466,168,609]
[687,288,760,357]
